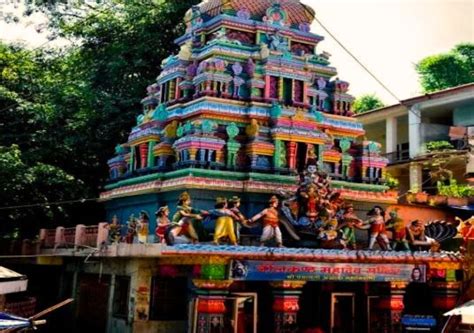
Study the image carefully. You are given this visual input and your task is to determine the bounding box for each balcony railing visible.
[384,149,410,164]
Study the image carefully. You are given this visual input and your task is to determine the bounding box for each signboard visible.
[230,260,426,282]
[401,315,436,327]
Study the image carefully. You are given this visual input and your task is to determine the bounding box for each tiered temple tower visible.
[101,0,396,227]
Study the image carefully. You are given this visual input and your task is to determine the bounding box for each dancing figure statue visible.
[169,192,208,244]
[386,210,410,251]
[248,196,283,247]
[366,206,391,250]
[207,197,242,245]
[338,204,364,249]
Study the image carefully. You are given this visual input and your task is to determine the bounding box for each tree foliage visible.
[353,94,385,114]
[416,43,474,93]
[0,1,199,237]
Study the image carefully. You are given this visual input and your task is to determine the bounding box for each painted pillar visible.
[139,143,148,169]
[192,279,233,333]
[270,281,306,333]
[409,162,423,192]
[408,105,422,158]
[215,150,223,164]
[189,148,198,161]
[147,141,156,168]
[264,75,271,100]
[430,281,461,313]
[168,79,176,101]
[226,141,241,169]
[175,77,182,100]
[386,116,398,154]
[278,77,284,102]
[303,81,309,105]
[291,79,295,101]
[287,142,298,170]
[274,139,283,168]
[378,282,406,330]
[129,147,135,172]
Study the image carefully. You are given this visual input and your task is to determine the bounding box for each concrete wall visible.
[420,123,450,145]
[454,105,474,127]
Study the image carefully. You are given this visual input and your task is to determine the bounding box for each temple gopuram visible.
[101,0,397,220]
[5,1,468,333]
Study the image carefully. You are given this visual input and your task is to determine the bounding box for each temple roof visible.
[197,0,316,26]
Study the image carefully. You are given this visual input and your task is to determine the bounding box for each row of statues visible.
[105,186,444,252]
[104,162,462,251]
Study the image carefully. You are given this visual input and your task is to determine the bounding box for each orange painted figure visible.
[248,196,283,247]
[366,206,391,250]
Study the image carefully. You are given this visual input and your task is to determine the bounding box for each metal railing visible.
[383,149,410,164]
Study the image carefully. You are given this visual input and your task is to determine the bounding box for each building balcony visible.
[384,149,411,165]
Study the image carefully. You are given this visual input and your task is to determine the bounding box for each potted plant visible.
[406,190,415,204]
[384,173,399,195]
[428,181,448,206]
[415,191,429,203]
[406,185,421,204]
[428,194,447,206]
[424,140,455,153]
[437,179,474,207]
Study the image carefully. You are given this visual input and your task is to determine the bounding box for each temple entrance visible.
[330,293,355,333]
[229,293,257,333]
[191,293,258,333]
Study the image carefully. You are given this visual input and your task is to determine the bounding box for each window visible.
[269,76,279,99]
[294,80,304,103]
[112,276,130,318]
[149,277,188,321]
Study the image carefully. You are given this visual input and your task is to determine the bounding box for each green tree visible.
[0,1,199,237]
[353,94,385,114]
[416,43,474,93]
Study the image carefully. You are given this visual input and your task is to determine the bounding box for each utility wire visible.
[0,198,99,211]
[312,14,403,103]
[301,3,423,119]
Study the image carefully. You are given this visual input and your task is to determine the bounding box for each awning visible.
[0,267,28,295]
[444,300,474,324]
[449,204,474,211]
[0,312,30,330]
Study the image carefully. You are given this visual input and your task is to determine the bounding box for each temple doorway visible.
[330,293,355,333]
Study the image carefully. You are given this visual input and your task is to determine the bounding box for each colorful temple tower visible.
[101,0,396,231]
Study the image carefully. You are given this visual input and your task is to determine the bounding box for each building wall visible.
[454,105,474,127]
[386,204,454,224]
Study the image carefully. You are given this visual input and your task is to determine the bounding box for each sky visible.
[0,0,473,104]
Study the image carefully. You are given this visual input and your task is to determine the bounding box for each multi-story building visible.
[356,83,474,212]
